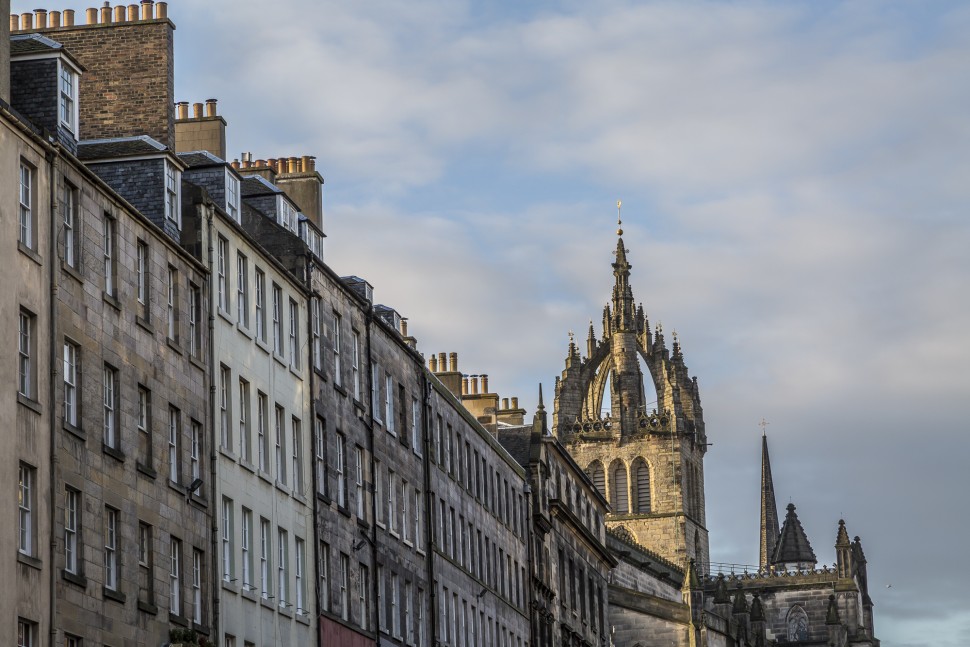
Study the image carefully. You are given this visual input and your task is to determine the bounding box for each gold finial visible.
[568,330,575,345]
[759,417,769,436]
[616,200,623,236]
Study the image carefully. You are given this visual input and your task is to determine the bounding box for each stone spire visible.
[771,503,817,568]
[533,383,549,436]
[759,432,780,570]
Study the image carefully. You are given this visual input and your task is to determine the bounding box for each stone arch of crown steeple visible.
[578,335,668,421]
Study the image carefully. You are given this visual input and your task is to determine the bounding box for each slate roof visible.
[771,503,817,565]
[10,33,63,55]
[77,135,167,161]
[241,175,282,197]
[496,427,532,467]
[10,33,85,70]
[178,150,226,168]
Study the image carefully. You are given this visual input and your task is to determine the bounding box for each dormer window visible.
[278,197,297,232]
[58,61,78,134]
[226,170,240,223]
[165,161,181,228]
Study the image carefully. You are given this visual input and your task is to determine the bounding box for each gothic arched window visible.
[632,458,651,514]
[610,460,629,513]
[786,605,810,641]
[586,461,606,500]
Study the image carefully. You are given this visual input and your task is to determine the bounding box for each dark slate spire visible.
[759,433,780,570]
[771,503,817,567]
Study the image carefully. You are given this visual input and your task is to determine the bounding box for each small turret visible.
[771,503,817,570]
[835,519,853,579]
[732,585,750,643]
[587,320,596,357]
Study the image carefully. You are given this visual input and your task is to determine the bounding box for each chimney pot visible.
[429,356,438,372]
[471,376,480,395]
[50,10,61,27]
[502,398,509,410]
[287,157,299,174]
[127,4,138,21]
[205,98,217,117]
[21,13,33,30]
[512,397,519,409]
[176,101,188,120]
[155,2,167,19]
[10,15,19,32]
[437,353,447,371]
[113,6,124,22]
[231,160,241,170]
[85,8,97,24]
[34,10,47,28]
[462,376,469,395]
[140,0,153,20]
[400,318,408,337]
[482,374,489,393]
[63,9,74,25]
[267,158,278,169]
[449,352,458,372]
[301,155,312,173]
[100,4,111,23]
[254,159,266,168]
[192,102,203,119]
[276,159,287,174]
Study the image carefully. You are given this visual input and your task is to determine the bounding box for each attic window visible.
[58,61,78,134]
[164,161,181,228]
[278,197,297,232]
[225,170,240,223]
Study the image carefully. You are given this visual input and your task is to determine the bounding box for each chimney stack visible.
[175,98,228,160]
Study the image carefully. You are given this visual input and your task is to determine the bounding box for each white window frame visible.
[164,160,181,228]
[64,183,79,269]
[225,169,240,223]
[18,310,32,399]
[217,236,228,312]
[241,508,253,590]
[103,364,117,448]
[355,446,365,519]
[272,284,283,355]
[311,298,322,371]
[170,537,182,615]
[166,267,177,340]
[295,538,306,615]
[104,507,118,590]
[275,405,287,485]
[352,332,361,400]
[239,379,251,463]
[103,215,115,296]
[58,59,79,133]
[385,374,395,434]
[260,519,271,599]
[335,433,346,508]
[19,162,32,248]
[289,298,300,369]
[237,253,249,327]
[222,498,233,582]
[219,365,231,450]
[190,420,202,481]
[291,417,303,493]
[65,488,79,574]
[63,341,78,426]
[169,408,180,483]
[192,549,203,623]
[255,267,266,341]
[332,312,342,384]
[277,528,288,609]
[18,464,33,556]
[257,393,268,472]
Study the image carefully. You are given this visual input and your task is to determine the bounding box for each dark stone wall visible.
[10,58,57,133]
[87,158,179,241]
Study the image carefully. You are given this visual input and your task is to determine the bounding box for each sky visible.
[15,1,970,644]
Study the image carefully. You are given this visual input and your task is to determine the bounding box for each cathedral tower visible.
[555,217,709,569]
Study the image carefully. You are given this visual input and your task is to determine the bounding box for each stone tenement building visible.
[2,3,878,647]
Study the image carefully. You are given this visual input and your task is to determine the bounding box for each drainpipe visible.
[203,202,221,638]
[421,369,437,647]
[305,259,322,635]
[364,309,380,644]
[46,145,59,647]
